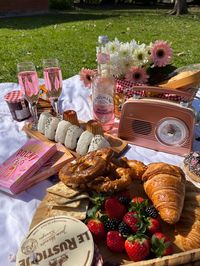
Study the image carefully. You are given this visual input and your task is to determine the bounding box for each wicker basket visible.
[114,78,198,118]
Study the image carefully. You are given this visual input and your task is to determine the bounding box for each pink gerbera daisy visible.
[125,66,149,85]
[151,40,173,67]
[79,68,96,88]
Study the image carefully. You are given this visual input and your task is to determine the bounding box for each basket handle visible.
[127,85,194,100]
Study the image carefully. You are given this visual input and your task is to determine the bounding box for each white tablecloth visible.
[0,75,200,265]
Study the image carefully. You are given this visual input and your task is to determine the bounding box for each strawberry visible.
[131,197,145,204]
[129,197,148,213]
[151,232,173,257]
[123,212,142,233]
[146,217,160,235]
[106,231,125,253]
[125,234,150,262]
[87,219,106,243]
[104,197,126,220]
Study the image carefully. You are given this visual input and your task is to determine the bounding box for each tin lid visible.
[16,216,94,266]
[4,90,22,103]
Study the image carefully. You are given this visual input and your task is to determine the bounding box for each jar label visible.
[15,108,30,120]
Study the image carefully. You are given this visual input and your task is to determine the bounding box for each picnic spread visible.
[1,36,200,265]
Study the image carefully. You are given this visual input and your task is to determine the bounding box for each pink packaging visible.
[0,138,57,194]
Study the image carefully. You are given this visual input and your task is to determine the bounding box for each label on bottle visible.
[93,94,114,124]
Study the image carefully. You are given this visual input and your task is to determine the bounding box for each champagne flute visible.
[43,58,63,117]
[17,62,40,130]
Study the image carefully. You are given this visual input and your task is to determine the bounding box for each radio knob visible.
[166,124,175,137]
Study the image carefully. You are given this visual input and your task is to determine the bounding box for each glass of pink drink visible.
[43,58,62,118]
[17,62,40,130]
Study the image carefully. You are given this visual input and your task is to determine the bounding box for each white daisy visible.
[132,47,150,67]
[118,42,132,58]
[105,38,121,54]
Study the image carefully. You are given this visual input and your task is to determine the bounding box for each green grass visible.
[0,6,200,82]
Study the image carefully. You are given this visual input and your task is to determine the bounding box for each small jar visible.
[4,90,31,122]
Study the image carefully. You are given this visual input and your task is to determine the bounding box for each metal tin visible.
[16,216,94,266]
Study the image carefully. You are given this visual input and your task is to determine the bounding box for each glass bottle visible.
[92,36,115,132]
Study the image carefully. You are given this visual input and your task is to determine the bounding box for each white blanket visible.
[0,75,200,265]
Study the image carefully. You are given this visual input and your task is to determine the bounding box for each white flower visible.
[130,39,139,50]
[118,42,132,58]
[104,38,121,54]
[132,46,150,67]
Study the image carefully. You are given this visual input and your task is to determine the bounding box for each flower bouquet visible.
[79,38,192,117]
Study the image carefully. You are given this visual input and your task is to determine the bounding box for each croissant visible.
[142,162,186,224]
[175,181,200,251]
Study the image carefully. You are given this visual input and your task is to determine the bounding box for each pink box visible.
[0,138,57,194]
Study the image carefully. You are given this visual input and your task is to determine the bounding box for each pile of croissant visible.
[59,147,200,252]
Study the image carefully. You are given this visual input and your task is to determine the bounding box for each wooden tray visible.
[23,122,128,157]
[30,181,200,266]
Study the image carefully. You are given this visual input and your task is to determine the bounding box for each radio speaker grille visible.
[132,120,152,135]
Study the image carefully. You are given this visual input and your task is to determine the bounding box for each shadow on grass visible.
[0,11,120,30]
[0,5,199,30]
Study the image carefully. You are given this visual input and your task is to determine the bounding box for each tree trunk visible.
[168,0,188,15]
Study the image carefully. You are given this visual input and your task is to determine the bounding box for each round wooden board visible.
[30,181,195,266]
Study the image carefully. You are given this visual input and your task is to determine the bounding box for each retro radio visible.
[118,87,197,156]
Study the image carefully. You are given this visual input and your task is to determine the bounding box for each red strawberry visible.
[125,235,150,262]
[151,232,173,257]
[87,219,106,243]
[146,217,160,235]
[129,197,148,213]
[131,197,145,204]
[106,231,125,253]
[123,212,142,233]
[104,197,126,220]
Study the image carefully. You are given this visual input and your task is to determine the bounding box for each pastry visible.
[59,148,147,193]
[76,131,94,155]
[64,125,84,150]
[37,112,52,134]
[87,167,133,193]
[142,162,186,224]
[122,158,147,180]
[86,119,104,135]
[59,148,113,188]
[55,120,72,144]
[63,110,80,126]
[88,135,110,152]
[44,116,60,140]
[175,181,200,251]
[183,151,200,183]
[75,120,103,155]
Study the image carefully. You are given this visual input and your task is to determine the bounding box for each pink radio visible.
[118,86,196,156]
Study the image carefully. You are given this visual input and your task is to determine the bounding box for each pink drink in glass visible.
[18,70,39,104]
[43,67,62,99]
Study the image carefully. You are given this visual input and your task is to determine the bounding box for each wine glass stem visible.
[30,103,38,130]
[53,99,61,119]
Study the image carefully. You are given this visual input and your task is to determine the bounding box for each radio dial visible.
[155,118,189,146]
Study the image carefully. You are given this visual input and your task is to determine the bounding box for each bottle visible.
[92,36,115,132]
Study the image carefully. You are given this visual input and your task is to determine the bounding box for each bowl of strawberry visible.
[85,192,173,263]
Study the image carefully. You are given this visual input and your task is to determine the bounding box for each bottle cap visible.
[86,120,104,135]
[98,36,109,45]
[63,110,79,126]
